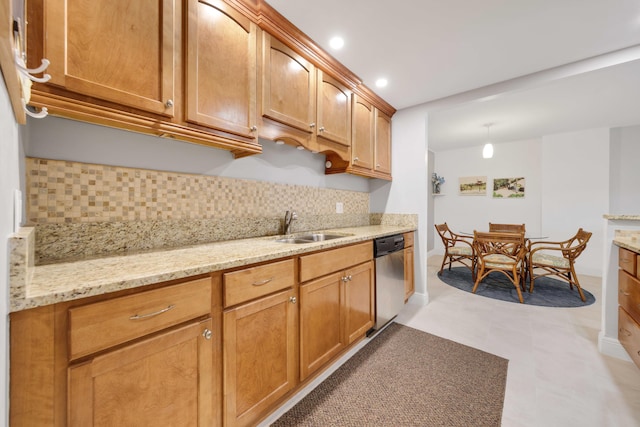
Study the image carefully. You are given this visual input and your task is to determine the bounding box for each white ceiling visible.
[266,0,640,151]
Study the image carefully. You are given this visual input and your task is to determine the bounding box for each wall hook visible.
[22,99,48,119]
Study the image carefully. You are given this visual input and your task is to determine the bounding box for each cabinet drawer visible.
[223,259,295,307]
[300,241,372,282]
[619,307,640,370]
[69,277,212,360]
[619,269,640,324]
[619,247,637,276]
[404,232,414,248]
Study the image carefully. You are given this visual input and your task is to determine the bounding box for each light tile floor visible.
[263,256,640,426]
[393,256,640,427]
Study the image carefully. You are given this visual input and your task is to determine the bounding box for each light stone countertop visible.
[603,214,640,220]
[9,225,415,312]
[613,230,640,254]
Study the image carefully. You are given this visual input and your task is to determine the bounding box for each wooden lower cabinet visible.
[69,319,214,427]
[404,232,415,302]
[223,288,298,427]
[618,247,640,369]
[299,260,374,381]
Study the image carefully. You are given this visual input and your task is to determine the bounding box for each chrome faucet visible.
[284,210,297,235]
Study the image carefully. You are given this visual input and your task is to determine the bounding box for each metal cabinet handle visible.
[289,296,297,304]
[619,290,631,296]
[252,277,274,286]
[347,275,352,281]
[353,157,359,162]
[309,123,316,128]
[129,304,175,320]
[165,99,174,108]
[202,329,212,340]
[250,125,257,131]
[319,126,325,132]
[620,327,632,337]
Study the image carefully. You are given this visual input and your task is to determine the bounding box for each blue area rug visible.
[438,267,595,307]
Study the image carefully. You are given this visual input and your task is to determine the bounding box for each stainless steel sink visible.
[275,233,353,244]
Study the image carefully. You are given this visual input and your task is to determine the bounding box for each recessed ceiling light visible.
[375,78,388,88]
[329,36,344,50]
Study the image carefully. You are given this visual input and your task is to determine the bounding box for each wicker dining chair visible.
[527,228,592,301]
[435,223,476,280]
[473,231,527,303]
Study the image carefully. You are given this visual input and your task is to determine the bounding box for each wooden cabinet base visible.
[619,307,640,369]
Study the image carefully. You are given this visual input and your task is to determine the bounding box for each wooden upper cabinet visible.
[44,0,176,117]
[374,109,392,176]
[185,0,258,139]
[316,70,351,147]
[261,34,316,133]
[351,94,375,170]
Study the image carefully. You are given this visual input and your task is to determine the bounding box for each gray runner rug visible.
[271,323,508,426]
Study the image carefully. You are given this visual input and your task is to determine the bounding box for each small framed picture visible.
[493,177,525,198]
[459,176,487,195]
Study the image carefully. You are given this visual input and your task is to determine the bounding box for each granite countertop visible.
[603,214,640,221]
[9,225,415,312]
[613,230,640,254]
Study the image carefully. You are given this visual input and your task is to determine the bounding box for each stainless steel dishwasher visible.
[369,234,405,335]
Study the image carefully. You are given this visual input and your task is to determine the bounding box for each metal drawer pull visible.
[620,290,631,296]
[202,329,212,340]
[129,304,175,320]
[252,277,274,286]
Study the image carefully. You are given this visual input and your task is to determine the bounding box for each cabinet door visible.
[185,0,258,139]
[351,94,374,170]
[343,261,375,344]
[374,109,392,176]
[316,70,351,146]
[68,319,214,427]
[300,271,344,380]
[261,35,316,132]
[404,246,415,301]
[45,0,175,116]
[223,289,297,427]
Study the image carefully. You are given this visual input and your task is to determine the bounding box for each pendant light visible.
[483,123,494,159]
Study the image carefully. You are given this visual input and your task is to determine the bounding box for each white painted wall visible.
[25,116,370,192]
[432,128,610,277]
[0,79,22,425]
[541,128,609,277]
[433,138,542,235]
[371,106,429,304]
[609,125,640,214]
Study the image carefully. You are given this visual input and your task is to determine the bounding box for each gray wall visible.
[25,116,370,192]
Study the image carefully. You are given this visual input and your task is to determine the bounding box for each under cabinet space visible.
[68,277,212,360]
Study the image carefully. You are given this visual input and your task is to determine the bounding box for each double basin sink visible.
[275,233,353,244]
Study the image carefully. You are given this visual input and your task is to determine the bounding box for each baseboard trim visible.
[598,333,632,362]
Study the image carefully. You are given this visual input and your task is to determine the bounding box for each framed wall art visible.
[493,177,525,198]
[459,176,487,195]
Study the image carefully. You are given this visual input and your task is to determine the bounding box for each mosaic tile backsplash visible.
[26,158,374,263]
